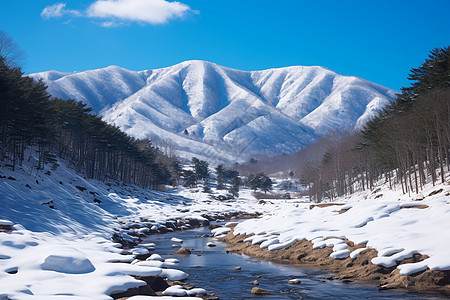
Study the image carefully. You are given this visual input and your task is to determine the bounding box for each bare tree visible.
[155,138,178,159]
[0,31,24,67]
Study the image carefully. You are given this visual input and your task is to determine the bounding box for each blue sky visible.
[1,0,449,91]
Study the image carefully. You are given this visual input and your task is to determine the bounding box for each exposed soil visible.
[401,205,430,209]
[0,225,13,232]
[222,228,450,295]
[309,203,345,209]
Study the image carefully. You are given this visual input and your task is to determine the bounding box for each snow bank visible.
[41,248,95,274]
[0,219,13,226]
[211,227,231,236]
[164,258,180,265]
[162,285,206,297]
[160,269,189,280]
[234,182,450,276]
[0,160,268,299]
[147,254,164,261]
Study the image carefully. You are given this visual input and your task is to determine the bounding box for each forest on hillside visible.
[0,31,255,195]
[238,46,450,202]
[1,28,449,200]
[0,31,179,189]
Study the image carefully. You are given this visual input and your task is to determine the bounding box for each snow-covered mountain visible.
[30,61,397,163]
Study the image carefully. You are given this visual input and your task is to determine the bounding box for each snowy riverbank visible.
[0,162,269,299]
[2,160,450,298]
[219,178,450,293]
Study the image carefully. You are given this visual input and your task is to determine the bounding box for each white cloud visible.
[41,3,81,19]
[87,0,193,25]
[100,21,123,27]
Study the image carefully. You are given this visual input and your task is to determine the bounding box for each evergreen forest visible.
[0,33,177,189]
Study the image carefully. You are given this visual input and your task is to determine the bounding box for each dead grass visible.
[401,205,429,209]
[336,208,351,214]
[309,203,345,209]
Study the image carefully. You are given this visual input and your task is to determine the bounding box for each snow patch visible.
[41,248,95,274]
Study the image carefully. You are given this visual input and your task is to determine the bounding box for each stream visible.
[143,224,446,300]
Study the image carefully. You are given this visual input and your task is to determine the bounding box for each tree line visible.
[0,29,271,195]
[295,46,450,201]
[0,33,176,189]
[179,157,274,199]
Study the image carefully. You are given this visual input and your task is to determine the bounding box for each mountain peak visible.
[31,61,396,163]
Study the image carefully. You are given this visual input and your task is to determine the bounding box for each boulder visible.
[175,247,191,255]
[188,219,200,227]
[0,219,13,232]
[146,254,164,261]
[288,279,301,284]
[110,284,155,299]
[251,287,271,295]
[171,237,183,243]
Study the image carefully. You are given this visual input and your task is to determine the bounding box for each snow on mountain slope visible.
[30,65,149,113]
[31,61,396,163]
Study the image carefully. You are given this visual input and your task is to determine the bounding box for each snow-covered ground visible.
[0,161,270,300]
[2,158,450,299]
[231,177,450,276]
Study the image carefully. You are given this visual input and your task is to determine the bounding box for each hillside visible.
[0,159,266,299]
[31,61,396,163]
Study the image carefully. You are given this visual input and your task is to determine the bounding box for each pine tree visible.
[402,46,450,99]
[192,157,209,180]
[229,176,241,198]
[202,177,211,193]
[216,164,225,189]
[247,172,272,193]
[260,174,273,194]
[248,174,259,191]
[183,169,197,187]
[169,160,183,185]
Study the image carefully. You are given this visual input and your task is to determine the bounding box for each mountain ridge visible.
[30,60,397,163]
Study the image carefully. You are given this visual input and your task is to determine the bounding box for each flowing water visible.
[143,225,447,300]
